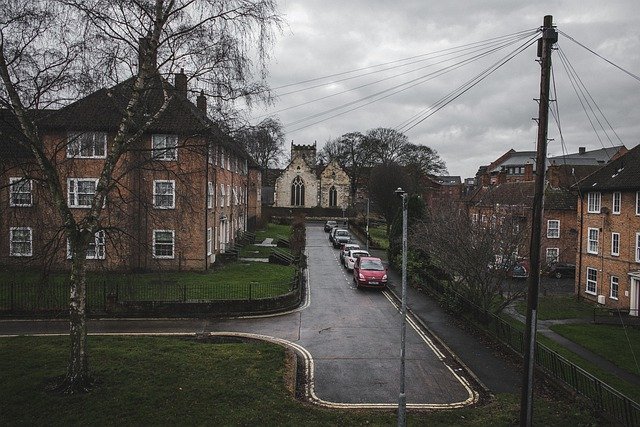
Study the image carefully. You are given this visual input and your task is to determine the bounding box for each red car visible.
[353,256,388,289]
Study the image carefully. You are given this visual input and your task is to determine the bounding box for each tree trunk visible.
[55,254,92,393]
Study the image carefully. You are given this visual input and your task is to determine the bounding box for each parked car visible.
[329,227,341,243]
[340,243,360,264]
[332,229,351,248]
[353,256,388,289]
[345,249,370,270]
[489,258,529,279]
[324,220,338,232]
[545,262,576,279]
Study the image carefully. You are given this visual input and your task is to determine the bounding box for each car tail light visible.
[359,273,365,280]
[382,274,387,280]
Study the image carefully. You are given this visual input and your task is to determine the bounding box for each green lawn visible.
[368,225,389,250]
[0,262,296,310]
[536,332,640,403]
[255,223,292,242]
[0,336,598,426]
[550,323,640,378]
[515,295,595,320]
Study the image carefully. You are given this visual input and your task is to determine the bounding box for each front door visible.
[630,277,639,317]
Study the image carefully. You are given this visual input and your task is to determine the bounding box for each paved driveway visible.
[0,224,480,409]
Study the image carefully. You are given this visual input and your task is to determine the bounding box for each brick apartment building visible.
[575,144,640,314]
[0,71,261,272]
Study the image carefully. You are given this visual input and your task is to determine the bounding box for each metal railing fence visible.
[420,280,639,426]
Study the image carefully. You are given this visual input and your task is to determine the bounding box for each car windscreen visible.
[351,251,368,258]
[361,260,384,270]
[336,230,349,236]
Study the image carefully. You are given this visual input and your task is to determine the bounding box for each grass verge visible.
[0,336,598,426]
[515,295,594,320]
[549,323,640,379]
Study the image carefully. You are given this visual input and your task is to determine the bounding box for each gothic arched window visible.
[329,186,337,207]
[291,176,305,206]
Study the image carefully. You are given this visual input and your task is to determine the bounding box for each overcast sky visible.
[246,0,640,179]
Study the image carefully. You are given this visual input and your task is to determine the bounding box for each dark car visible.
[332,229,351,248]
[353,256,388,289]
[546,263,576,279]
[324,220,337,232]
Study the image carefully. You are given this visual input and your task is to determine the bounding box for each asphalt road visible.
[0,223,480,409]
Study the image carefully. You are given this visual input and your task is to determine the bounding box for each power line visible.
[559,30,640,84]
[284,33,539,134]
[271,29,539,92]
[253,31,538,120]
[397,35,539,133]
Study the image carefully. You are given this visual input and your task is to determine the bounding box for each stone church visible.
[274,143,350,208]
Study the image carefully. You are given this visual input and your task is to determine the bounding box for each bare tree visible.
[235,116,284,181]
[319,131,372,202]
[368,163,411,233]
[411,202,529,315]
[399,143,447,177]
[363,127,408,166]
[0,0,281,392]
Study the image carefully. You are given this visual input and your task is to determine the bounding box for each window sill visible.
[585,290,597,296]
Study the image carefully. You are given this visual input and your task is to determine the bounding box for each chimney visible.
[524,163,534,181]
[174,69,187,97]
[197,90,207,114]
[138,37,157,71]
[579,146,586,155]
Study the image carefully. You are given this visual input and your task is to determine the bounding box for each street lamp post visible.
[395,187,408,427]
[366,198,370,253]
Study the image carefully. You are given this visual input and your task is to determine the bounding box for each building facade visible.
[0,71,260,272]
[274,143,350,209]
[576,144,640,314]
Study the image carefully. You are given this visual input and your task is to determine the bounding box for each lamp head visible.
[395,187,406,197]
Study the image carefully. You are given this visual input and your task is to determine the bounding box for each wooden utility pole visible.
[519,15,557,427]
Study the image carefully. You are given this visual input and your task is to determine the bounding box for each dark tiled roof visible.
[469,181,576,211]
[544,186,577,210]
[0,109,56,160]
[44,75,211,135]
[577,144,640,191]
[4,74,252,161]
[470,182,535,208]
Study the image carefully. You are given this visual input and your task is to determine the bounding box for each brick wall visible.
[577,190,640,311]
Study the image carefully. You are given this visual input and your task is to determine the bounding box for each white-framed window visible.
[153,230,174,259]
[68,178,98,208]
[586,267,597,295]
[207,182,214,209]
[233,187,238,205]
[9,227,32,257]
[611,232,620,256]
[612,192,621,214]
[587,192,601,213]
[9,177,33,207]
[547,220,560,238]
[67,230,106,260]
[153,180,175,209]
[636,233,640,263]
[227,184,231,207]
[67,132,107,158]
[220,148,225,169]
[587,228,599,254]
[610,276,619,300]
[220,184,225,207]
[546,248,559,264]
[207,227,212,256]
[152,134,178,161]
[636,191,640,216]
